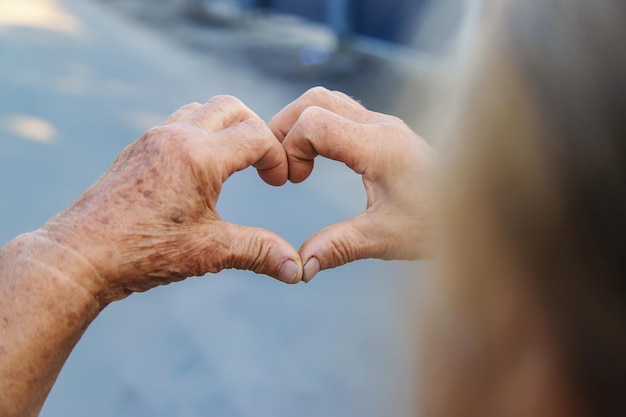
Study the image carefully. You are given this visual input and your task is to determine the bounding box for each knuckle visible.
[304,86,332,103]
[238,119,272,150]
[291,107,325,141]
[377,122,412,149]
[142,125,171,143]
[207,94,243,109]
[299,105,325,126]
[242,117,268,133]
[385,121,409,139]
[146,124,184,142]
[332,90,362,106]
[385,114,408,127]
[141,125,193,158]
[179,102,202,112]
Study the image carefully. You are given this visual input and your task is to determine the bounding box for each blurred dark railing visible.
[186,0,428,45]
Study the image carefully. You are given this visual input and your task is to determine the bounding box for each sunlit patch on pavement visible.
[0,0,84,35]
[3,115,58,144]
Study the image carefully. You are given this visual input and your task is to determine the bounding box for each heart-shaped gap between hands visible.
[218,156,366,281]
[259,87,435,283]
[40,87,434,305]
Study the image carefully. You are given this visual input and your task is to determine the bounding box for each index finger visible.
[212,117,289,186]
[190,95,259,132]
[282,106,377,183]
[269,87,373,142]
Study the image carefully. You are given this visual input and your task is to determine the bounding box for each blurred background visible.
[0,0,473,415]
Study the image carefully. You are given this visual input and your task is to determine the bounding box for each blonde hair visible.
[441,1,626,415]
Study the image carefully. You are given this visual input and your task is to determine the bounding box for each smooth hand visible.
[270,87,435,282]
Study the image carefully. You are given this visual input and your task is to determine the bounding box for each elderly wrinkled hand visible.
[270,87,435,282]
[39,96,304,305]
[0,91,435,416]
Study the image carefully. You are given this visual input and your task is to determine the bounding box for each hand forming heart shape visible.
[37,87,435,306]
[268,87,435,281]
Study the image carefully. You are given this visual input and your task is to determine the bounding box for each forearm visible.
[0,231,103,417]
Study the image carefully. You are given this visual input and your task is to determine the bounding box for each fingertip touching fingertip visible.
[277,259,301,284]
[302,257,321,283]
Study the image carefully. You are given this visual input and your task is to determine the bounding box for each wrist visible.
[0,232,105,416]
[10,229,111,310]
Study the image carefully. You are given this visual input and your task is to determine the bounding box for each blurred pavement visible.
[0,0,426,416]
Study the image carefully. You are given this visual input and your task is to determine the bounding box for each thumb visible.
[299,214,390,283]
[209,222,303,284]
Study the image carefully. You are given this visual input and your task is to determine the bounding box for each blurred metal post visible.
[252,0,271,11]
[236,0,256,11]
[326,0,353,48]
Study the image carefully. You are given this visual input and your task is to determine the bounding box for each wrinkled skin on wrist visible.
[40,96,303,306]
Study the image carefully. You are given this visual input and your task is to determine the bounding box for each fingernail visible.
[278,259,300,283]
[302,257,320,283]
